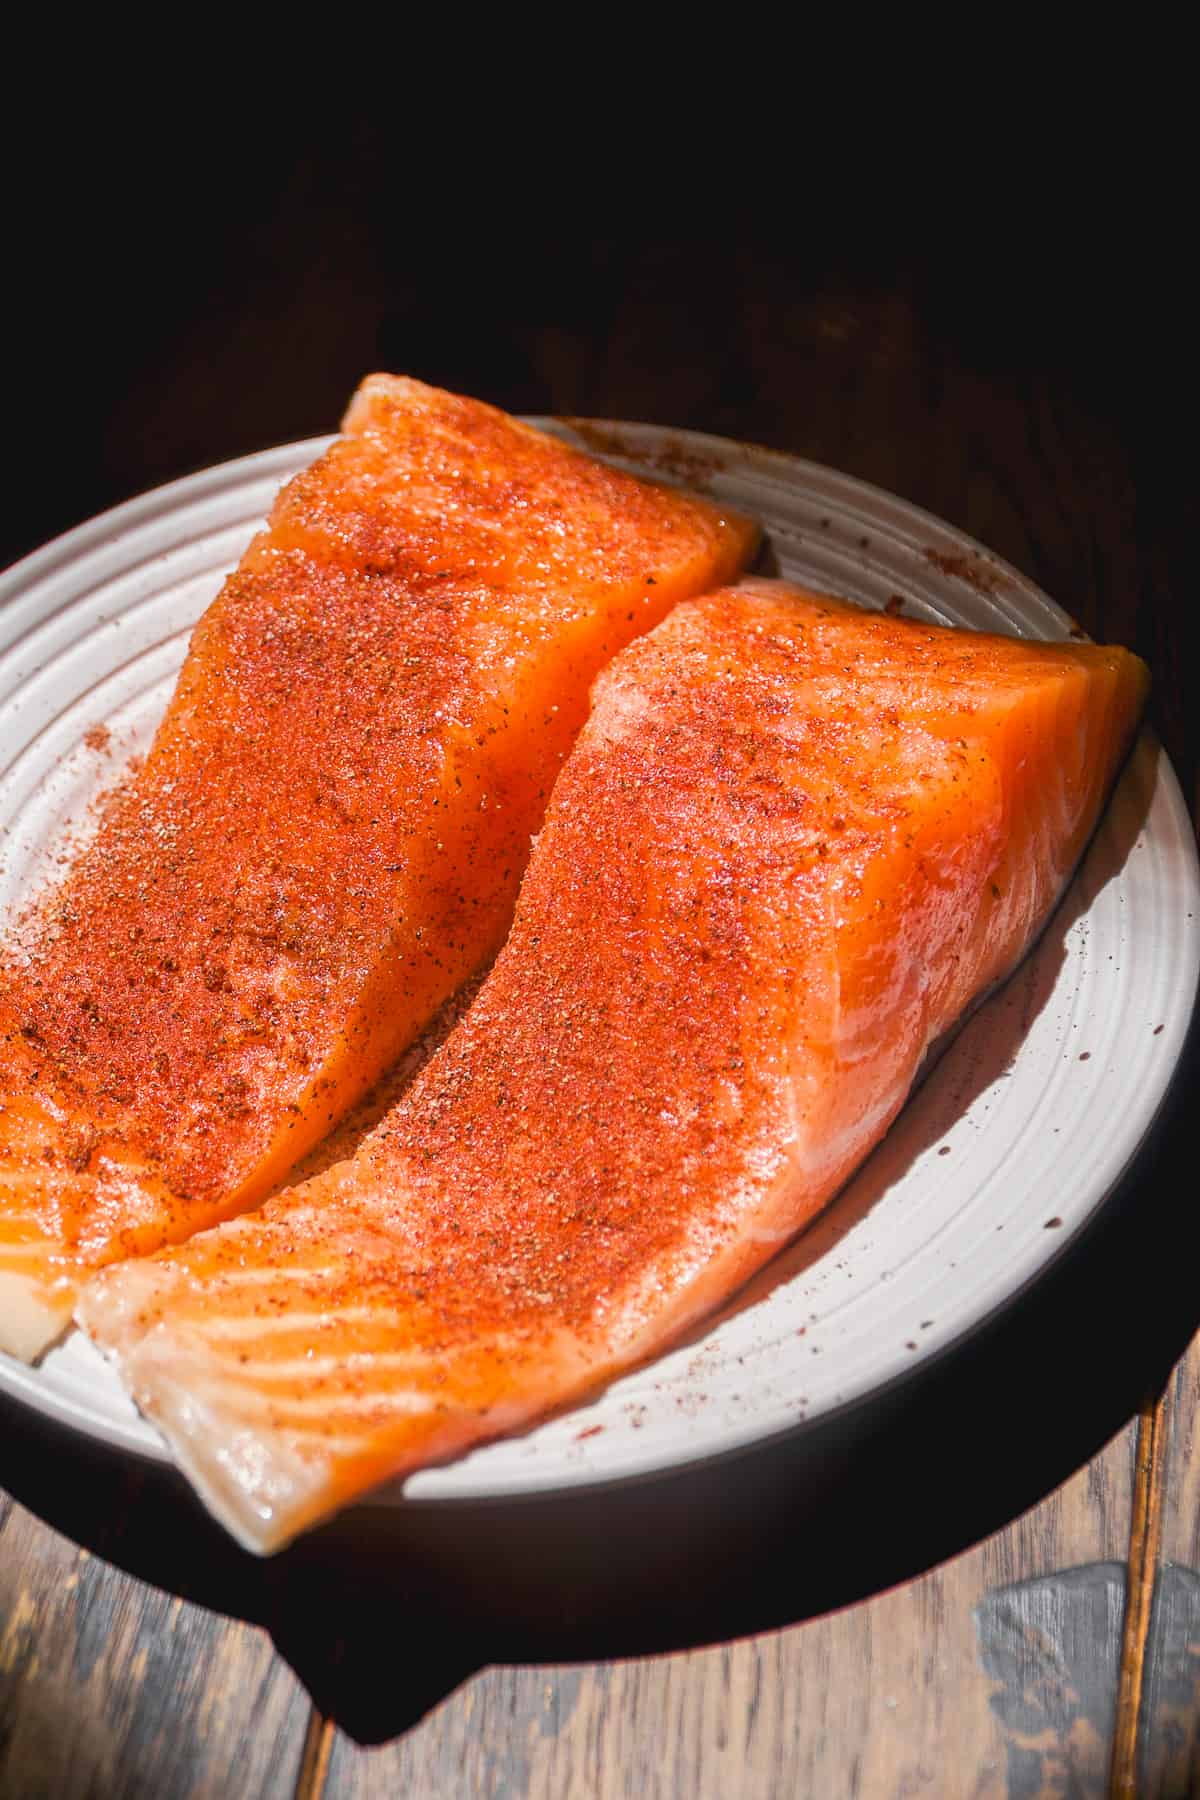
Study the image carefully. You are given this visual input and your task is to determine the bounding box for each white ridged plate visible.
[0,425,1196,1506]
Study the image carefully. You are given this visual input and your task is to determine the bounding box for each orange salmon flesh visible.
[0,378,756,1358]
[77,582,1148,1552]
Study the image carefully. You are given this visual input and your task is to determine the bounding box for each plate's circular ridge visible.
[0,426,1196,1505]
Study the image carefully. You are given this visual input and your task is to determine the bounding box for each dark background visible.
[2,113,1198,1731]
[5,117,1194,794]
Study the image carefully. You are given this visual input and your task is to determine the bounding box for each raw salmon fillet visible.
[78,582,1148,1551]
[0,378,756,1359]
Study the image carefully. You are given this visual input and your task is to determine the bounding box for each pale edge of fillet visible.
[0,1271,74,1362]
[76,1264,328,1554]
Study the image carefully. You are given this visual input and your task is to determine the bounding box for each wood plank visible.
[295,1714,336,1800]
[315,1427,1135,1798]
[0,1493,311,1800]
[1111,1396,1170,1794]
[1132,1340,1200,1794]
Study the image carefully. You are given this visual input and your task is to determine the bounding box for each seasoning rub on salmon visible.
[0,379,756,1359]
[78,582,1148,1552]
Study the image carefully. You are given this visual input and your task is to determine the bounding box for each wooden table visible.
[2,216,1197,1796]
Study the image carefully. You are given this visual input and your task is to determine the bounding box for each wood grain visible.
[295,1714,336,1800]
[1111,1395,1170,1794]
[312,1428,1135,1798]
[1135,1297,1200,1791]
[0,1495,310,1799]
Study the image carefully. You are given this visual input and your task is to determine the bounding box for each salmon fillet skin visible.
[0,378,757,1360]
[77,582,1148,1553]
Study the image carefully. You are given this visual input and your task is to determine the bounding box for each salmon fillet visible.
[0,378,756,1359]
[77,582,1148,1552]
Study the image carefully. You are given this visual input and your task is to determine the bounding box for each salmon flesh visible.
[77,582,1149,1551]
[0,378,756,1358]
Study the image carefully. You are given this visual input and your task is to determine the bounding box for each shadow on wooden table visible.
[1,753,1195,1748]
